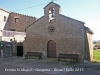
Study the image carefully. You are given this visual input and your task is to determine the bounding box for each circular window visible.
[48,26,55,33]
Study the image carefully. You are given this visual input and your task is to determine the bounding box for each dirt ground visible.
[0,57,100,75]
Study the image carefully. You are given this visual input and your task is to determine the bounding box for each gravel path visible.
[0,57,100,75]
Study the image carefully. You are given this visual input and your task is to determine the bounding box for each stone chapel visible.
[24,2,94,62]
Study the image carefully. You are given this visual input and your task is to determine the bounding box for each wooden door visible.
[47,40,56,58]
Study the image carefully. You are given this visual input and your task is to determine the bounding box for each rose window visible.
[48,26,55,33]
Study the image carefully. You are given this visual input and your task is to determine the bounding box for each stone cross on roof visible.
[51,0,54,2]
[51,0,57,2]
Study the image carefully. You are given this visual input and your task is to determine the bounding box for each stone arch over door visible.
[47,40,56,58]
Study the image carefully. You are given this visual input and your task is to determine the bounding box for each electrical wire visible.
[14,0,57,11]
[15,2,49,11]
[14,2,49,11]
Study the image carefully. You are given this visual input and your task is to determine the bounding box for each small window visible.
[4,16,6,21]
[11,29,15,31]
[15,18,19,23]
[48,25,55,33]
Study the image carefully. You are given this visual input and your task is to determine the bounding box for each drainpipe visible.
[0,41,4,59]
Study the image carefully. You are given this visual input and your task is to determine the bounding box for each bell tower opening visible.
[49,7,55,22]
[44,2,61,22]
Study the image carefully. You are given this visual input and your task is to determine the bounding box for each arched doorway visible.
[47,40,56,58]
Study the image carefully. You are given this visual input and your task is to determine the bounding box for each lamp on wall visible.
[0,30,2,36]
[10,39,12,42]
[13,37,15,41]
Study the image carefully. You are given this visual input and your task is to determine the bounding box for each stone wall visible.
[4,12,37,32]
[86,30,93,61]
[24,14,85,61]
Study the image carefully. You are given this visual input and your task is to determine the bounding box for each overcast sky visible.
[0,0,100,40]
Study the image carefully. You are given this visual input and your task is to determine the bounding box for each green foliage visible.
[93,50,100,62]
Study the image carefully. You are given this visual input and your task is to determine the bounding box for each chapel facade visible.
[24,2,94,62]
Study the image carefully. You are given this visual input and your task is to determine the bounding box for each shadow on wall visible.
[85,33,91,61]
[3,14,11,31]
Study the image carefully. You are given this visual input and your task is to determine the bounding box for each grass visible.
[93,50,100,62]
